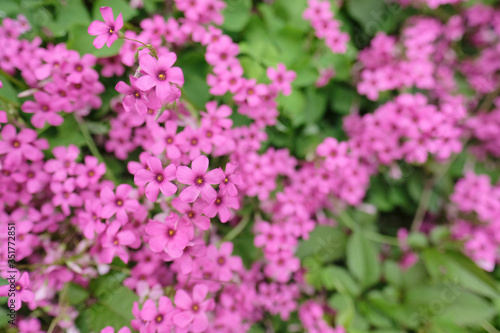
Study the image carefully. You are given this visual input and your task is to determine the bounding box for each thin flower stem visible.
[0,68,28,90]
[481,321,500,333]
[411,158,454,233]
[223,214,251,242]
[74,114,118,184]
[122,36,148,48]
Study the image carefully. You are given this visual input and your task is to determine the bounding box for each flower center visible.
[166,137,173,144]
[191,139,198,145]
[88,170,95,177]
[27,171,35,178]
[114,240,119,245]
[156,174,164,182]
[75,65,83,72]
[158,72,167,81]
[187,211,195,218]
[156,315,163,322]
[116,199,124,206]
[217,257,225,265]
[41,105,49,111]
[215,198,221,205]
[206,131,213,138]
[134,91,141,98]
[168,229,175,236]
[196,177,203,185]
[223,178,229,184]
[12,140,20,148]
[109,27,114,34]
[59,90,66,97]
[247,88,255,95]
[147,108,154,114]
[64,192,70,198]
[192,304,199,312]
[15,285,21,291]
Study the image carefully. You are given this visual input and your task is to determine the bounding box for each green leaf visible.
[304,86,327,124]
[276,88,306,126]
[347,230,381,288]
[40,115,85,148]
[0,74,19,104]
[407,232,428,250]
[383,260,403,288]
[322,266,361,297]
[422,248,500,298]
[92,0,138,22]
[67,282,90,306]
[296,226,347,263]
[45,0,91,37]
[79,286,137,332]
[221,0,252,32]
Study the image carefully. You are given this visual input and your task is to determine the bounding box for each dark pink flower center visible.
[12,140,20,148]
[195,176,204,185]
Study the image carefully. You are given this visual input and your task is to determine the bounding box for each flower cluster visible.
[449,172,500,272]
[303,0,350,54]
[0,17,104,129]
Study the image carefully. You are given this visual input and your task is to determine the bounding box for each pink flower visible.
[173,284,214,333]
[0,271,34,311]
[0,124,45,167]
[88,7,123,49]
[172,197,211,230]
[75,156,106,188]
[136,53,184,103]
[218,162,242,196]
[176,155,224,204]
[206,242,242,281]
[100,220,137,264]
[145,212,190,258]
[134,156,177,202]
[202,191,239,223]
[21,91,66,128]
[139,297,175,332]
[267,63,296,96]
[115,76,149,115]
[101,327,131,333]
[100,184,140,221]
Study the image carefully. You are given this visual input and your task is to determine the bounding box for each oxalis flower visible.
[176,155,224,204]
[134,156,177,202]
[88,7,123,49]
[136,53,185,103]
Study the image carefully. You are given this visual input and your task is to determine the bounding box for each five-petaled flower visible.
[88,7,123,49]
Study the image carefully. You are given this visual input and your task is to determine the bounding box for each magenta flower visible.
[139,297,175,332]
[173,284,214,333]
[21,91,66,128]
[267,63,296,96]
[218,162,242,196]
[203,191,239,223]
[145,212,190,258]
[136,53,184,102]
[206,242,243,282]
[0,271,34,311]
[0,124,45,167]
[172,197,210,230]
[176,155,224,204]
[100,220,137,264]
[134,156,177,202]
[115,76,149,115]
[75,156,106,188]
[88,7,123,49]
[100,184,140,221]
